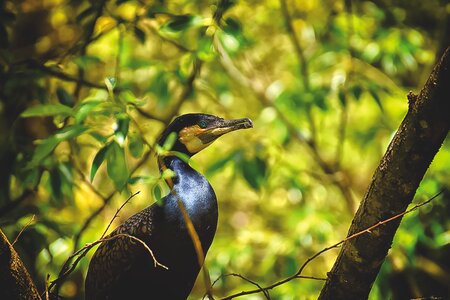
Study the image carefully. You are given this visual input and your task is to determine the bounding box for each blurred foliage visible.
[0,0,449,299]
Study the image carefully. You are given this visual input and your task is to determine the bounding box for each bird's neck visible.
[157,155,193,189]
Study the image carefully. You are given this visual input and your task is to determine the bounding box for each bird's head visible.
[158,113,253,157]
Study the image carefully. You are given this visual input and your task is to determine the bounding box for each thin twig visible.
[48,232,167,295]
[101,191,140,239]
[20,60,108,90]
[210,273,271,300]
[220,191,443,299]
[11,215,35,246]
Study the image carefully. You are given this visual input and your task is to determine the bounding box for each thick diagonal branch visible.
[319,46,450,299]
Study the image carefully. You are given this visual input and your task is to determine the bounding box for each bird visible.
[85,113,253,299]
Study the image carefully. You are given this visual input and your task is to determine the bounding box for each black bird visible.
[85,113,253,299]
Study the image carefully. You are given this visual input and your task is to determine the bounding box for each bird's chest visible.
[173,179,218,240]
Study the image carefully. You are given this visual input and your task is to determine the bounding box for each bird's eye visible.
[198,120,207,129]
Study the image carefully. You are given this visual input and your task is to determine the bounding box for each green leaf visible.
[241,157,267,190]
[128,134,144,158]
[163,132,177,151]
[161,169,176,180]
[165,15,195,32]
[21,104,72,118]
[115,117,130,144]
[134,26,146,44]
[206,151,237,176]
[223,17,242,35]
[73,55,103,69]
[128,176,155,185]
[74,100,103,124]
[56,87,74,107]
[107,141,129,190]
[148,72,170,105]
[120,90,147,106]
[368,85,384,111]
[105,77,116,93]
[50,168,62,200]
[89,132,108,144]
[338,90,347,107]
[27,125,87,168]
[152,184,162,205]
[90,144,110,182]
[147,5,168,18]
[197,35,216,61]
[27,138,60,168]
[54,125,88,141]
[351,85,363,101]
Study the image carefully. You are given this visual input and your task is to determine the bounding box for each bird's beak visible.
[198,117,253,144]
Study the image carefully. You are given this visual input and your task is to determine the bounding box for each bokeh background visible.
[1,0,449,299]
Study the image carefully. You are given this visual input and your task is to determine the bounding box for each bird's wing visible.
[85,207,155,298]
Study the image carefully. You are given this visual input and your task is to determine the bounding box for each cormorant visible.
[85,113,253,299]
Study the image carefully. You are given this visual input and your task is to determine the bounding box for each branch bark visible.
[319,46,450,299]
[0,229,41,300]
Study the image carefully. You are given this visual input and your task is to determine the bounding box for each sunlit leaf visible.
[54,125,87,141]
[106,141,128,190]
[105,77,116,93]
[74,100,103,124]
[21,104,72,118]
[197,35,215,61]
[163,132,177,151]
[161,169,176,180]
[128,176,155,185]
[152,184,162,205]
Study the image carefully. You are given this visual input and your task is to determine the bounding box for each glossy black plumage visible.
[85,113,252,299]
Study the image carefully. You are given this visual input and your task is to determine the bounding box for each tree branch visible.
[319,45,450,299]
[220,191,441,299]
[0,229,41,300]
